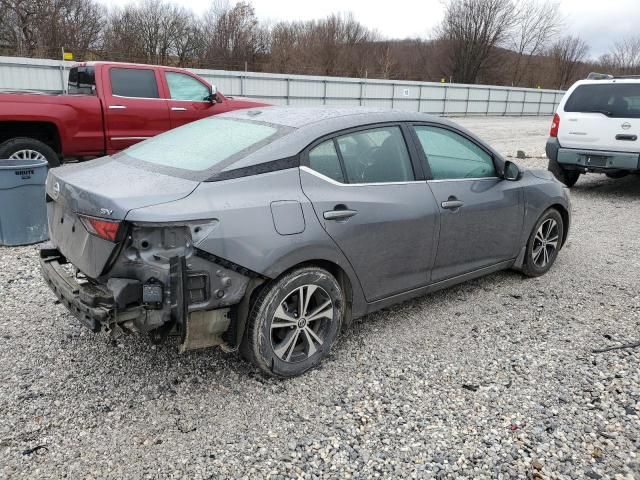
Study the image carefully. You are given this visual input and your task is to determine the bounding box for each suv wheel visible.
[522,209,564,277]
[242,267,344,377]
[548,159,579,187]
[0,137,60,168]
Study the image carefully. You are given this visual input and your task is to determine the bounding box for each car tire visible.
[522,209,564,278]
[0,137,60,168]
[547,159,579,187]
[241,266,344,377]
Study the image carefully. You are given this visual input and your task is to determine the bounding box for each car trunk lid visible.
[46,157,199,278]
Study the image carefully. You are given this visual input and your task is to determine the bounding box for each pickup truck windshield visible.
[565,83,640,118]
[117,117,282,173]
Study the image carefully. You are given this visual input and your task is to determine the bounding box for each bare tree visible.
[437,0,515,84]
[548,36,589,89]
[606,36,640,74]
[509,0,562,85]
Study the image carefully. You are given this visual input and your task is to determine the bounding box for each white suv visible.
[546,73,640,187]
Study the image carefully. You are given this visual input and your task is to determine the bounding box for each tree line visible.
[1,0,639,89]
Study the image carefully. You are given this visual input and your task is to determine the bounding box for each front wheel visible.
[241,266,344,377]
[548,159,579,187]
[522,209,564,277]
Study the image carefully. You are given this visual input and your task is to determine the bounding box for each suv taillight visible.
[550,113,560,137]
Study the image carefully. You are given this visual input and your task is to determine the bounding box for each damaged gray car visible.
[40,107,571,377]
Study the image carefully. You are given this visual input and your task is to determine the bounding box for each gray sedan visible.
[40,107,571,377]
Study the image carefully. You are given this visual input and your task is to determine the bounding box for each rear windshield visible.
[564,83,640,118]
[117,117,285,175]
[68,66,95,95]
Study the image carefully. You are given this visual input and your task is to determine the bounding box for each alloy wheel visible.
[9,149,47,161]
[532,218,559,268]
[270,284,334,363]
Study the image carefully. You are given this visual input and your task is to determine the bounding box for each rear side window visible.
[335,126,414,183]
[110,68,159,99]
[309,140,344,183]
[121,117,279,171]
[68,66,95,95]
[564,83,640,118]
[166,72,210,101]
[415,126,496,180]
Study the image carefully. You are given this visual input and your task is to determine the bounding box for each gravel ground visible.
[1,116,639,479]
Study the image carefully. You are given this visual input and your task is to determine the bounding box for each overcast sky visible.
[100,0,640,58]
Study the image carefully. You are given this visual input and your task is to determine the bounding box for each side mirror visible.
[503,161,522,181]
[207,85,220,103]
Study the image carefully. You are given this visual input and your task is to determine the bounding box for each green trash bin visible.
[0,159,49,246]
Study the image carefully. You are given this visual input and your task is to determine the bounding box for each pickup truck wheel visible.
[241,266,344,378]
[0,137,60,168]
[522,209,564,278]
[547,159,579,187]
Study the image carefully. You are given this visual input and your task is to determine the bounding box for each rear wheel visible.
[0,137,60,168]
[522,209,564,277]
[548,158,579,187]
[241,266,344,377]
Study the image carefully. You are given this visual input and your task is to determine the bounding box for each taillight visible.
[79,215,121,241]
[550,113,560,137]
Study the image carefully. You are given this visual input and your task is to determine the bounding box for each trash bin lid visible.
[0,158,48,170]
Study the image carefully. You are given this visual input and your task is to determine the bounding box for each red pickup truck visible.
[0,62,267,166]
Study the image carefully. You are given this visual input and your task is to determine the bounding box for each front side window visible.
[564,83,640,118]
[166,72,210,101]
[308,140,344,183]
[119,117,279,172]
[414,126,496,180]
[110,68,159,99]
[335,126,414,183]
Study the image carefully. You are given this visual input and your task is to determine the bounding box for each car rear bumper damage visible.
[39,243,256,352]
[547,137,640,172]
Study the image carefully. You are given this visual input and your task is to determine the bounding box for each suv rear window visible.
[564,83,640,118]
[119,117,282,172]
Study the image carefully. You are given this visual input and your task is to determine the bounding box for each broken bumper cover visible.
[39,253,113,332]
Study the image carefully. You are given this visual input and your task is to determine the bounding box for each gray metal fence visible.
[0,55,564,116]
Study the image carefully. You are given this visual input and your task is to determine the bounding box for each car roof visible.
[222,106,441,129]
[215,106,500,176]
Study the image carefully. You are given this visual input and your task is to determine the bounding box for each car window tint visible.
[309,140,344,183]
[564,83,640,118]
[121,118,279,171]
[336,126,414,183]
[166,72,210,101]
[110,68,159,98]
[414,126,496,180]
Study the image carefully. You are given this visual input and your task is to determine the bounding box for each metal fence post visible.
[418,84,422,112]
[537,91,542,115]
[521,90,526,116]
[443,85,448,116]
[486,88,491,116]
[465,86,470,115]
[391,83,395,109]
[286,78,290,105]
[504,89,510,116]
[323,80,327,105]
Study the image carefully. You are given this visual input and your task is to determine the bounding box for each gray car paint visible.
[42,107,571,344]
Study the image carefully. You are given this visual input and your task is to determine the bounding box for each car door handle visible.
[108,105,127,110]
[616,134,637,141]
[441,199,464,210]
[171,107,188,111]
[323,209,358,220]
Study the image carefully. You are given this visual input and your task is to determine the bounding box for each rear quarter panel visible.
[125,168,368,316]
